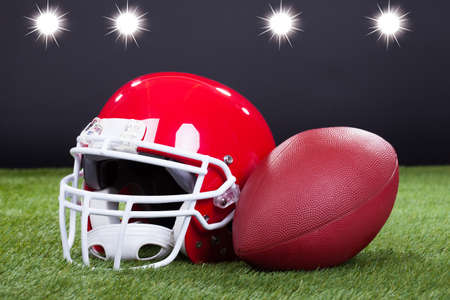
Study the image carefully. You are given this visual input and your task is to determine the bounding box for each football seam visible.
[237,158,399,256]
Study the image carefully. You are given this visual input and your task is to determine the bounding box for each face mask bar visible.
[59,135,237,270]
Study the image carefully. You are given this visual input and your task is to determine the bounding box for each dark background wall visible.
[1,0,449,167]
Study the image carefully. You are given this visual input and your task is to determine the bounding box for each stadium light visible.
[25,1,69,48]
[258,1,303,48]
[105,1,149,48]
[367,1,411,48]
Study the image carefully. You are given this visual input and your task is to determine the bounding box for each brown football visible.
[232,127,399,270]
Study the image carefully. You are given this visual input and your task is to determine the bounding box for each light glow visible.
[269,12,293,35]
[259,1,303,48]
[105,1,149,48]
[116,12,139,35]
[367,1,410,48]
[378,13,400,35]
[25,1,69,48]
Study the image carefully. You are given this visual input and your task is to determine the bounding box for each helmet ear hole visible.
[138,244,163,260]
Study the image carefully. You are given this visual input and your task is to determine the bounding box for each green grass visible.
[0,167,449,299]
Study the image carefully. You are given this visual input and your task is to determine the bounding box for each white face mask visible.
[59,118,240,270]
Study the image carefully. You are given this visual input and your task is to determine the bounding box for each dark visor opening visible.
[82,154,190,228]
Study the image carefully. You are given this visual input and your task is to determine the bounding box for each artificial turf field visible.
[0,167,448,299]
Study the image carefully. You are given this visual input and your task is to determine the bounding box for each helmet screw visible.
[224,155,233,165]
[196,241,202,248]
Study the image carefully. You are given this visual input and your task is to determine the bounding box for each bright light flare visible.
[259,1,303,48]
[116,12,139,35]
[25,1,69,48]
[367,1,411,48]
[36,12,59,35]
[269,12,293,35]
[377,13,401,35]
[105,1,149,48]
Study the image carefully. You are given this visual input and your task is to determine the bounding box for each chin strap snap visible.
[88,223,174,261]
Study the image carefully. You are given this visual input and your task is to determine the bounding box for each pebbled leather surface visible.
[233,127,399,270]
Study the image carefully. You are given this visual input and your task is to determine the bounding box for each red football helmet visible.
[59,72,275,269]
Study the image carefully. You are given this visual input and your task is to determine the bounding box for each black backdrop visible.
[1,0,449,167]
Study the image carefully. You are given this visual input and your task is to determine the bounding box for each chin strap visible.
[88,188,175,261]
[88,223,174,261]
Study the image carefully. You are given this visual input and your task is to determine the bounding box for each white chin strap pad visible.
[88,187,175,261]
[88,223,174,261]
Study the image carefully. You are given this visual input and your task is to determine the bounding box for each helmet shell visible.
[97,72,275,262]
